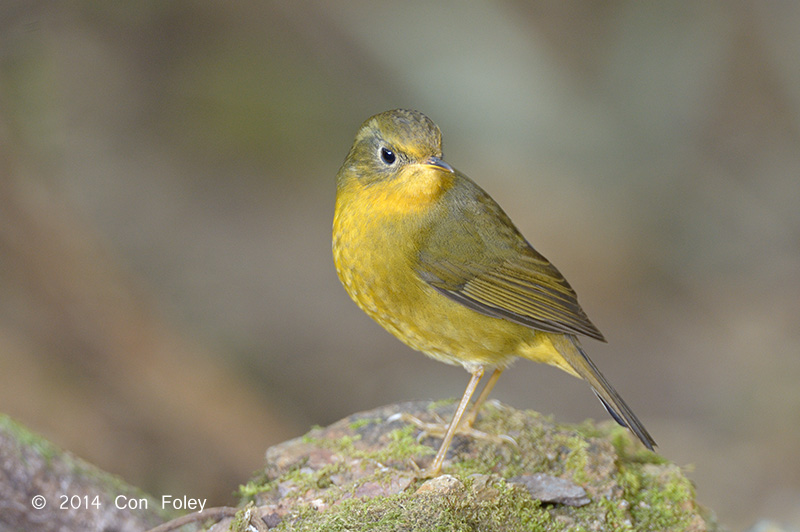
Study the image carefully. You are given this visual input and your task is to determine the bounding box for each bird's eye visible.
[379,147,396,165]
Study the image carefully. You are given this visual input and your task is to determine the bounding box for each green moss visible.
[609,427,668,465]
[230,503,259,532]
[450,454,502,478]
[243,402,714,531]
[275,477,559,532]
[300,427,324,443]
[286,462,344,491]
[310,425,433,465]
[0,414,173,522]
[240,426,434,502]
[371,425,435,463]
[239,478,270,499]
[563,436,590,483]
[600,459,698,529]
[239,460,349,501]
[0,414,60,464]
[628,465,697,529]
[426,398,457,411]
[598,423,695,526]
[349,417,381,431]
[323,433,361,453]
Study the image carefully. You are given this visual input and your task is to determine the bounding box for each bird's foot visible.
[390,412,516,447]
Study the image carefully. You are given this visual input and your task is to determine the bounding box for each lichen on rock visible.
[229,400,722,531]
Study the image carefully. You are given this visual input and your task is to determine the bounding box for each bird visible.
[332,109,655,476]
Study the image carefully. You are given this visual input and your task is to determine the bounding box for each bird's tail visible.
[554,335,656,450]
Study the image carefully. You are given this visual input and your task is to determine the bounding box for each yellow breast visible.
[332,168,530,368]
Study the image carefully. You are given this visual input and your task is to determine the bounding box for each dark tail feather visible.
[594,390,627,427]
[557,336,656,450]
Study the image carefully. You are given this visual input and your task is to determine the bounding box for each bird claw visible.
[394,412,517,447]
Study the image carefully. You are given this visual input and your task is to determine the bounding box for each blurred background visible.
[1,2,798,529]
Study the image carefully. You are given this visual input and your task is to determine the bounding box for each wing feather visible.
[423,255,605,341]
[414,173,605,342]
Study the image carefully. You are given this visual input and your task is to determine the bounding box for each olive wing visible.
[415,181,605,342]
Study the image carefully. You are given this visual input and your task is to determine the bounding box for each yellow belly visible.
[333,189,575,374]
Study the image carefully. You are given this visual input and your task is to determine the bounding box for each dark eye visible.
[379,147,396,165]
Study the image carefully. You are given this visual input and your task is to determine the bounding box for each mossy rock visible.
[0,414,172,531]
[225,400,723,532]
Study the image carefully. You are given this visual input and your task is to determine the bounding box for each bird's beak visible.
[422,156,455,174]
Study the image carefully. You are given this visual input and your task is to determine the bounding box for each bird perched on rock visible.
[332,109,655,476]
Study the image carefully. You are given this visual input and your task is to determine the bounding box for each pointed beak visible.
[423,156,455,173]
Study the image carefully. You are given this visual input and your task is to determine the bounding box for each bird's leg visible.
[420,366,484,477]
[397,366,513,472]
[462,367,504,428]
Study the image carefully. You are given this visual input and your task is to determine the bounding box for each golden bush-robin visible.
[332,109,655,476]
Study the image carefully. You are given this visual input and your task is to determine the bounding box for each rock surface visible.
[221,400,724,531]
[0,414,171,532]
